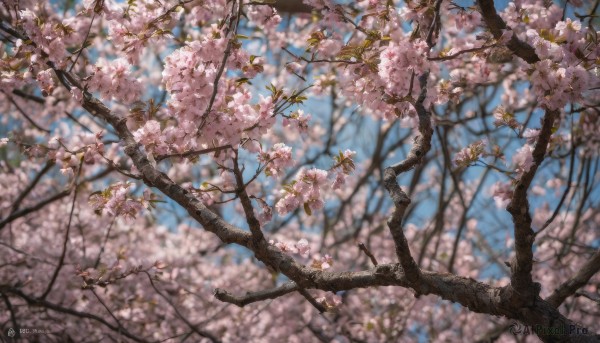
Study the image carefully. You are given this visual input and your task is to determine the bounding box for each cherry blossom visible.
[512,144,535,176]
[86,58,142,104]
[453,140,487,168]
[0,0,598,341]
[490,181,514,208]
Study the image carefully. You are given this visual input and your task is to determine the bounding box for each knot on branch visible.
[375,264,393,276]
[214,288,242,307]
[213,288,227,299]
[506,285,539,309]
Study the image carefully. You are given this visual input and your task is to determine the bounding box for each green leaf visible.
[303,202,312,216]
[235,78,250,86]
[88,190,102,198]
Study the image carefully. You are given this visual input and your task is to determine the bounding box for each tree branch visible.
[546,249,600,307]
[389,73,433,174]
[383,168,421,285]
[232,149,266,246]
[9,160,55,212]
[0,166,111,231]
[506,109,559,306]
[476,0,540,63]
[358,242,378,266]
[272,0,312,14]
[155,145,232,162]
[383,73,433,287]
[40,157,84,300]
[215,283,295,307]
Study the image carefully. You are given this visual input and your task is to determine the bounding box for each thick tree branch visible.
[506,109,559,306]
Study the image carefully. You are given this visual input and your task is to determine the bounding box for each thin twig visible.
[3,91,50,132]
[358,243,378,266]
[40,157,84,300]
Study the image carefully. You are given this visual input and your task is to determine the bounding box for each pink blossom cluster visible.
[522,128,541,144]
[331,149,356,190]
[35,69,56,96]
[493,106,521,129]
[276,168,329,215]
[317,38,343,59]
[315,293,342,309]
[335,30,439,120]
[512,144,535,176]
[282,110,311,133]
[312,74,337,95]
[275,149,357,215]
[18,10,67,64]
[255,199,273,227]
[379,39,431,98]
[258,143,294,177]
[132,120,168,155]
[502,2,563,31]
[453,140,487,168]
[490,181,514,208]
[88,182,144,219]
[161,30,272,153]
[247,5,282,31]
[525,19,599,110]
[184,0,228,24]
[57,153,81,178]
[99,0,181,63]
[86,58,142,104]
[311,254,333,270]
[81,132,106,165]
[161,28,228,122]
[223,92,276,148]
[269,238,312,259]
[45,132,105,177]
